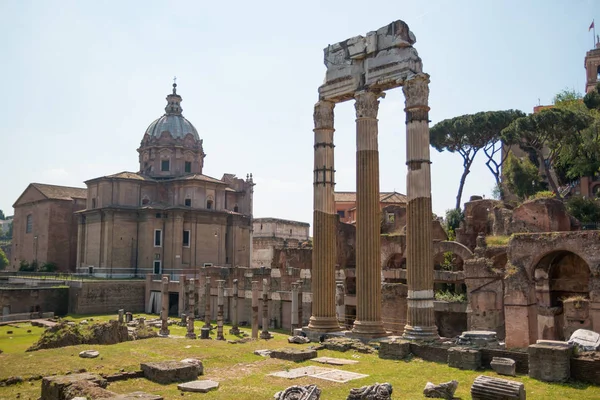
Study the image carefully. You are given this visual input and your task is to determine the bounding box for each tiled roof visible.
[105,171,149,180]
[31,183,87,200]
[174,174,226,184]
[334,191,407,204]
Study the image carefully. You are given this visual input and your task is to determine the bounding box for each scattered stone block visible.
[457,330,499,348]
[490,357,516,377]
[311,370,368,383]
[288,335,310,344]
[274,384,321,400]
[200,327,211,340]
[180,358,204,375]
[471,375,525,400]
[107,392,163,399]
[79,350,99,359]
[254,349,272,357]
[423,380,458,399]
[41,373,107,400]
[177,380,219,393]
[448,347,481,370]
[347,382,393,399]
[311,357,358,366]
[528,341,572,382]
[378,338,410,360]
[269,366,333,379]
[568,329,600,351]
[270,348,317,362]
[140,361,202,384]
[322,337,375,353]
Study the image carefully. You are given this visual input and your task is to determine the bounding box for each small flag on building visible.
[590,21,595,31]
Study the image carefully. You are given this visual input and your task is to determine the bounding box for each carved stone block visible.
[423,380,458,399]
[490,357,516,377]
[447,347,481,370]
[471,375,525,400]
[274,385,321,400]
[346,382,393,400]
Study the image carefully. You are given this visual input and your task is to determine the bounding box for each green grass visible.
[486,235,511,246]
[0,314,599,399]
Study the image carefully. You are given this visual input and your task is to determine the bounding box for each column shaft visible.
[308,100,340,332]
[402,74,438,340]
[352,90,386,338]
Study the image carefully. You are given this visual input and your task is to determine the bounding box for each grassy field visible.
[0,314,599,399]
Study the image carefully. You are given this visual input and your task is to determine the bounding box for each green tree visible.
[584,83,600,111]
[0,248,8,270]
[553,88,583,106]
[501,108,593,197]
[444,208,464,236]
[0,210,5,220]
[502,152,543,199]
[566,196,600,223]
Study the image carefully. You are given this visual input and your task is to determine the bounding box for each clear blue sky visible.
[1,0,598,226]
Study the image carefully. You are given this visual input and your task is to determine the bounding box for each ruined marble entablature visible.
[319,20,423,102]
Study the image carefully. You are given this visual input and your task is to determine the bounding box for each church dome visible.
[144,83,200,140]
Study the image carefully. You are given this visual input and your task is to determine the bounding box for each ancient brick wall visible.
[0,287,69,316]
[510,198,571,233]
[480,348,529,374]
[571,358,600,385]
[70,281,145,314]
[408,343,448,363]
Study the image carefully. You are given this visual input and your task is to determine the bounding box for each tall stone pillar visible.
[203,277,212,328]
[251,280,259,339]
[297,280,303,327]
[159,276,170,336]
[186,278,196,339]
[308,100,340,332]
[216,280,225,340]
[291,282,299,333]
[229,279,240,335]
[352,90,386,338]
[336,282,345,327]
[402,74,438,340]
[260,278,272,339]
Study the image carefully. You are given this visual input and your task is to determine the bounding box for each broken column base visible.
[471,375,525,400]
[229,327,240,335]
[402,325,439,341]
[301,326,345,343]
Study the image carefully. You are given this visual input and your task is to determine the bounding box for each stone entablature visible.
[253,218,310,241]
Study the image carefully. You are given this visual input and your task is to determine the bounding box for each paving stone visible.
[311,369,368,383]
[177,380,219,393]
[311,356,358,366]
[79,350,100,359]
[270,348,317,362]
[269,366,334,379]
[108,392,163,399]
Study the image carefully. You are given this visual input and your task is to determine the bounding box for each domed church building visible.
[76,83,254,278]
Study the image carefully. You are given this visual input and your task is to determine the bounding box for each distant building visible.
[0,218,12,236]
[334,191,407,224]
[11,183,87,271]
[252,217,310,268]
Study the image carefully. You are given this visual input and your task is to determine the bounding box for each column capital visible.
[313,100,335,129]
[403,73,430,110]
[354,90,382,119]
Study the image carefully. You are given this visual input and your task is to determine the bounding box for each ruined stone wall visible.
[0,287,69,316]
[70,280,146,314]
[381,283,407,334]
[509,198,572,233]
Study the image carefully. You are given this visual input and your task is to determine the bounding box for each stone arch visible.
[433,241,473,262]
[527,247,593,281]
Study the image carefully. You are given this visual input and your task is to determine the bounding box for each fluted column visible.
[251,280,259,339]
[402,74,438,340]
[216,279,225,340]
[352,90,386,338]
[308,100,340,332]
[159,276,170,336]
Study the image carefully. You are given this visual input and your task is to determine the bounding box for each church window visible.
[184,198,191,207]
[184,161,192,173]
[234,204,239,212]
[154,229,162,247]
[206,198,213,210]
[183,230,190,247]
[161,159,170,171]
[26,215,32,233]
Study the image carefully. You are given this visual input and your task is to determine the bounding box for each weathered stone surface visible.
[41,373,107,400]
[457,331,499,348]
[180,358,204,375]
[423,380,458,399]
[471,375,525,400]
[528,342,572,382]
[448,347,481,370]
[269,366,333,380]
[311,357,358,366]
[29,320,129,352]
[322,337,375,353]
[288,335,310,344]
[490,357,516,377]
[140,361,202,384]
[107,392,163,399]
[274,384,321,400]
[177,380,219,393]
[254,349,272,357]
[312,370,369,383]
[62,380,113,400]
[270,348,317,362]
[347,382,393,400]
[378,338,410,360]
[79,350,99,359]
[568,329,600,351]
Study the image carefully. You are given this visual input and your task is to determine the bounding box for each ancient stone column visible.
[336,282,345,327]
[352,90,386,338]
[297,280,304,327]
[118,309,124,323]
[203,276,212,328]
[216,280,225,340]
[291,282,299,333]
[308,100,340,333]
[260,278,272,339]
[159,276,170,336]
[229,279,240,335]
[251,280,259,339]
[402,74,438,340]
[186,278,196,339]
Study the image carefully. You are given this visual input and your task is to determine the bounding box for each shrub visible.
[39,262,57,272]
[19,260,35,272]
[445,208,464,233]
[0,248,8,270]
[435,290,467,303]
[566,196,600,223]
[531,190,556,200]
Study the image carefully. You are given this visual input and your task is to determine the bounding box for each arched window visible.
[234,204,239,213]
[26,215,33,233]
[206,198,213,210]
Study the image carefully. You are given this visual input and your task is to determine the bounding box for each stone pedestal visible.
[471,375,525,400]
[352,91,386,338]
[260,279,273,339]
[490,357,516,377]
[118,309,124,323]
[179,313,187,327]
[308,100,341,333]
[126,312,133,323]
[216,280,225,340]
[200,327,210,340]
[402,74,438,341]
[203,277,211,328]
[251,280,259,339]
[186,278,196,339]
[159,277,170,336]
[229,279,240,335]
[378,338,410,360]
[528,341,573,382]
[447,347,481,370]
